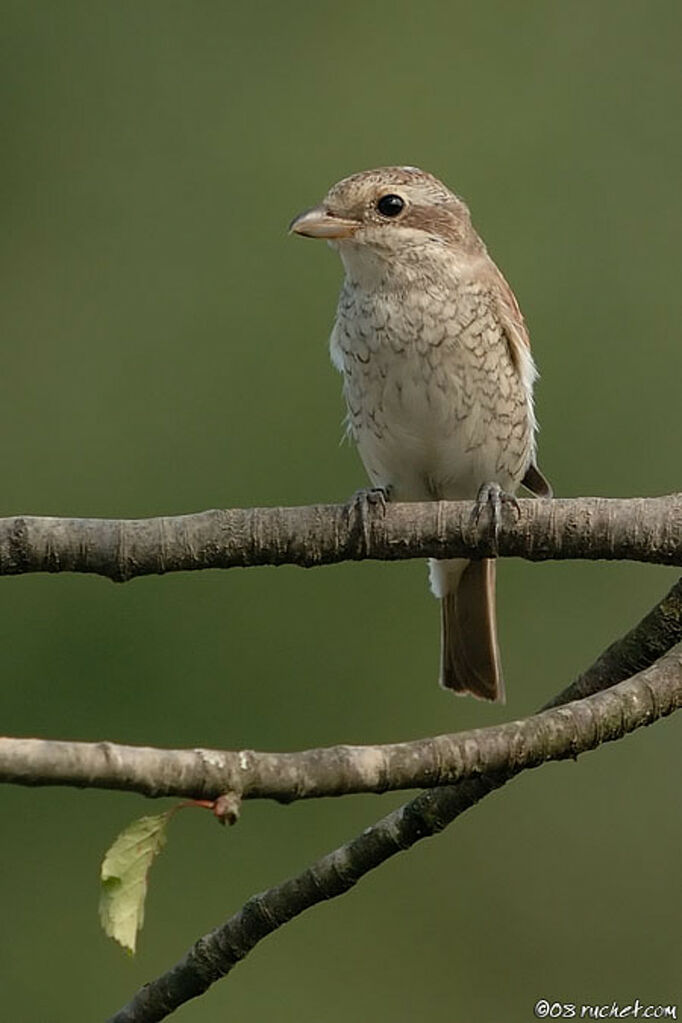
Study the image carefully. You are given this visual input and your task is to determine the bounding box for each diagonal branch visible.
[0,495,680,581]
[108,578,682,1022]
[544,576,682,708]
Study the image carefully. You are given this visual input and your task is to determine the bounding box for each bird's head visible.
[290,166,482,283]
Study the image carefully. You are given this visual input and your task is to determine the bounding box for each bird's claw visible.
[348,485,391,515]
[472,482,520,551]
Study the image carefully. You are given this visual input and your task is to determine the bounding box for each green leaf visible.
[99,812,171,955]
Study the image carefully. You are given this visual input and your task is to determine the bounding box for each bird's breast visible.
[330,280,533,500]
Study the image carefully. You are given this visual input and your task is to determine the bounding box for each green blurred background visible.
[1,2,680,1020]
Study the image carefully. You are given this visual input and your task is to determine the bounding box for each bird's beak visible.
[288,205,358,240]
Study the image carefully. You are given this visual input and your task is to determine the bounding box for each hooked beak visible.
[288,205,359,240]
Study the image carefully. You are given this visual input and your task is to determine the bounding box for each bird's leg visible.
[472,481,520,553]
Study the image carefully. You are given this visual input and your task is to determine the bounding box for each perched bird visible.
[290,166,551,702]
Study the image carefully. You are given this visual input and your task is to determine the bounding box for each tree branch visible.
[0,495,680,581]
[3,577,680,804]
[106,574,682,1021]
[108,634,682,1022]
[2,495,677,1020]
[2,633,681,801]
[544,575,682,708]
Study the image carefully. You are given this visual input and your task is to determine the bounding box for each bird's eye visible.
[376,194,405,218]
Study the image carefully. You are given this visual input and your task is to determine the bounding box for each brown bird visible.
[290,166,551,702]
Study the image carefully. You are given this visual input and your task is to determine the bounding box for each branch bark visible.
[0,495,680,581]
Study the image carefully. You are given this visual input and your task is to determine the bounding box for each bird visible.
[289,166,551,702]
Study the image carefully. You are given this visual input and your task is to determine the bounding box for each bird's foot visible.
[348,485,391,514]
[346,486,391,551]
[472,482,520,552]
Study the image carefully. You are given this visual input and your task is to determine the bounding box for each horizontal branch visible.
[3,640,681,801]
[0,494,680,581]
[7,578,681,805]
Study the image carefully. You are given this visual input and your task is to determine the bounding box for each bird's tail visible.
[428,558,504,702]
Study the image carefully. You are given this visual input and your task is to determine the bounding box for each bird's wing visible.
[489,265,554,499]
